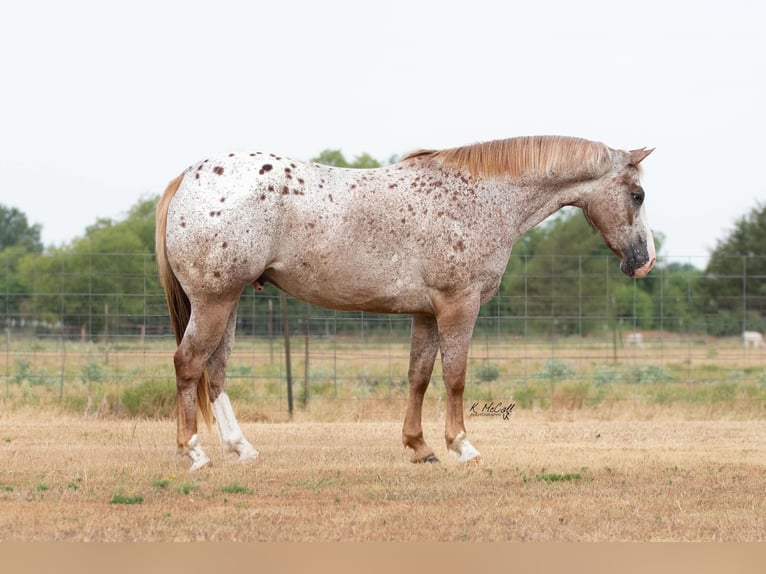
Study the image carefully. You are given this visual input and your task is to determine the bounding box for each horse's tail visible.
[155,174,213,429]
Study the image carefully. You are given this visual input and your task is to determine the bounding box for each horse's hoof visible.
[189,457,212,472]
[237,445,260,464]
[413,453,440,463]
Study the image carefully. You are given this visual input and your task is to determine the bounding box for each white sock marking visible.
[448,431,481,463]
[184,434,211,471]
[211,392,259,462]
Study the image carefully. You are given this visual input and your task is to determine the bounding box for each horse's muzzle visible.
[620,241,656,278]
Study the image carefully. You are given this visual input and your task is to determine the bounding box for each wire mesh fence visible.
[2,252,766,419]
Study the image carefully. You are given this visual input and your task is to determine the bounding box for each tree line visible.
[2,150,765,339]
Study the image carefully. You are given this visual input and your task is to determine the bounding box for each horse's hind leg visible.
[402,313,440,463]
[174,298,238,470]
[206,301,259,463]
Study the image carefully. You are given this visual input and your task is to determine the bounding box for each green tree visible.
[488,209,659,336]
[310,149,385,169]
[17,197,161,336]
[0,204,43,253]
[698,202,766,335]
[1,205,43,324]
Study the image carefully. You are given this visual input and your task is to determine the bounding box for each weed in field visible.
[13,359,32,385]
[110,492,144,505]
[176,481,198,495]
[122,378,175,418]
[593,364,623,386]
[220,482,254,495]
[475,362,500,383]
[536,471,582,483]
[35,482,49,492]
[633,365,672,384]
[152,478,171,489]
[80,361,105,384]
[536,358,575,381]
[512,385,537,409]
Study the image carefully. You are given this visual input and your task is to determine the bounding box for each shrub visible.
[122,379,175,419]
[536,358,574,381]
[513,385,538,410]
[475,362,500,383]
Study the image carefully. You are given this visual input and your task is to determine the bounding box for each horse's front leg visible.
[402,313,440,463]
[434,292,482,463]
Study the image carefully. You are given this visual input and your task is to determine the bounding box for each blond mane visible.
[402,136,612,180]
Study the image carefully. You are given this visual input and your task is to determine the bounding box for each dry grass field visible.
[1,409,764,542]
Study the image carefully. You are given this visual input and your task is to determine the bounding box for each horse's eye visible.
[630,187,644,206]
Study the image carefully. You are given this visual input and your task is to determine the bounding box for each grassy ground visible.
[1,410,764,541]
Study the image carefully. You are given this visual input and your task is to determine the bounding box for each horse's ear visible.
[628,148,654,166]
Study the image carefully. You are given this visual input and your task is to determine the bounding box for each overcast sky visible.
[1,0,764,267]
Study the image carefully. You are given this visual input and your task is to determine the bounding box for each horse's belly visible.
[263,260,429,314]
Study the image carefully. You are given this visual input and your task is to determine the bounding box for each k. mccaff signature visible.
[469,401,515,420]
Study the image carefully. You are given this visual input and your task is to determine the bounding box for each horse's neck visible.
[501,176,592,241]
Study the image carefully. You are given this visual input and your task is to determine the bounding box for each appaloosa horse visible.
[156,135,655,470]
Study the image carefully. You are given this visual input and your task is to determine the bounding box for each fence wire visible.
[2,253,766,418]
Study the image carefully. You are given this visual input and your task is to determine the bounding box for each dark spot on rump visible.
[307,222,315,229]
[210,211,216,217]
[328,194,333,202]
[260,194,266,200]
[282,186,289,195]
[180,222,186,228]
[290,163,296,169]
[197,165,203,171]
[268,185,275,192]
[284,167,291,174]
[389,183,397,189]
[220,197,226,202]
[213,166,224,175]
[228,153,235,157]
[297,178,305,185]
[213,271,221,278]
[222,242,228,248]
[195,173,199,180]
[259,164,273,175]
[456,240,465,252]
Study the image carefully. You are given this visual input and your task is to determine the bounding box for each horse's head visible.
[579,147,656,278]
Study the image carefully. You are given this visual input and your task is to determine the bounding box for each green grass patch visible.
[220,482,254,495]
[121,379,175,419]
[176,481,198,495]
[110,492,144,505]
[536,471,582,483]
